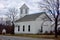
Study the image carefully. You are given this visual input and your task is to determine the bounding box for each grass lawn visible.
[1,34,60,40]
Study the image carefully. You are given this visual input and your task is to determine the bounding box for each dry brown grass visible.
[1,34,60,40]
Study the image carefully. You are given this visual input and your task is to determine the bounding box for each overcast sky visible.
[0,0,43,17]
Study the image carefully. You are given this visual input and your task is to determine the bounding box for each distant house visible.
[0,24,14,34]
[14,4,52,34]
[0,17,14,34]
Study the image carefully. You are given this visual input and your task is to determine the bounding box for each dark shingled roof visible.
[15,12,51,22]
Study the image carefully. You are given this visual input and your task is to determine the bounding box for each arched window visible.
[23,25,25,31]
[18,26,20,31]
[28,25,30,32]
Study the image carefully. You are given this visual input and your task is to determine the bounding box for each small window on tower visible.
[26,9,27,14]
[21,9,22,14]
[23,9,25,13]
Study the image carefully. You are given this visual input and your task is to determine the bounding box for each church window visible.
[18,26,20,31]
[28,25,30,32]
[23,25,25,31]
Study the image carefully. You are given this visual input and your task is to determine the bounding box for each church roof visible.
[20,4,29,9]
[15,12,52,22]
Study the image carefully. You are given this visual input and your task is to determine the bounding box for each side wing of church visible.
[14,4,52,34]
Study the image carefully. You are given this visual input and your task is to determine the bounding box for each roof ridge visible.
[26,12,45,16]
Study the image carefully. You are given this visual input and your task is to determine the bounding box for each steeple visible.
[20,4,29,18]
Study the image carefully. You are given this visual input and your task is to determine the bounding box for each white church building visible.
[14,4,53,34]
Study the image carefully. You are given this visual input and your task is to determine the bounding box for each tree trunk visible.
[55,0,59,38]
[13,23,14,34]
[55,17,58,38]
[12,22,14,34]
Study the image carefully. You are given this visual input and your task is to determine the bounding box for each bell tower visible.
[20,4,29,18]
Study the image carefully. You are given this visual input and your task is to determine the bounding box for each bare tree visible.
[38,0,59,38]
[6,7,18,24]
[5,7,18,34]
